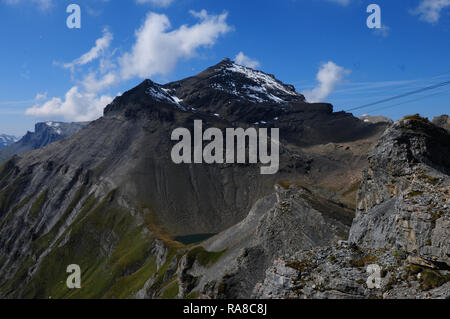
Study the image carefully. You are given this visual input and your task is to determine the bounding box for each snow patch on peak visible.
[44,122,63,135]
[145,85,187,111]
[227,63,300,97]
[145,86,172,102]
[46,121,61,128]
[209,61,302,104]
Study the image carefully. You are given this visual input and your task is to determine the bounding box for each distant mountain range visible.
[0,59,448,299]
[0,134,18,149]
[0,121,88,163]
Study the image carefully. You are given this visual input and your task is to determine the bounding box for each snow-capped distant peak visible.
[0,134,19,148]
[44,122,63,135]
[45,121,61,128]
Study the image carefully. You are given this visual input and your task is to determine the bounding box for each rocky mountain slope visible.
[185,184,351,299]
[360,115,393,125]
[0,59,396,299]
[0,122,88,164]
[254,115,450,299]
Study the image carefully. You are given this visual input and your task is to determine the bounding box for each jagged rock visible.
[188,184,350,298]
[360,115,394,125]
[350,116,450,267]
[432,114,450,131]
[253,116,450,299]
[151,239,168,271]
[254,246,450,299]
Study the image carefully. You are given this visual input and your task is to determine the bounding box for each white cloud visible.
[63,29,113,70]
[27,69,118,121]
[28,26,118,120]
[4,0,52,10]
[135,0,173,7]
[411,0,450,24]
[303,61,351,102]
[234,52,260,69]
[25,87,113,121]
[81,71,118,94]
[120,10,232,79]
[26,10,231,122]
[34,92,47,100]
[27,30,117,121]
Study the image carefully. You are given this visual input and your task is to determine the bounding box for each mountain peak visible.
[104,79,187,116]
[161,59,305,119]
[206,59,304,104]
[105,59,306,120]
[220,57,232,63]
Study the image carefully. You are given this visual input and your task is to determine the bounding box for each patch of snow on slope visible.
[210,62,301,104]
[146,86,187,111]
[227,63,300,97]
[46,122,61,128]
[45,122,63,135]
[0,134,18,147]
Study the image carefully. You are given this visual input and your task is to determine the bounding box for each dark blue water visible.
[174,233,216,245]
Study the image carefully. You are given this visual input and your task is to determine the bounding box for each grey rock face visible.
[254,185,349,255]
[432,114,450,131]
[360,115,394,125]
[187,185,350,299]
[254,245,450,299]
[254,116,450,299]
[350,117,450,267]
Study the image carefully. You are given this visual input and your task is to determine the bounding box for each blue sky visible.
[0,0,449,136]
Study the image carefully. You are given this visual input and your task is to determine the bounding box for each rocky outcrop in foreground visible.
[433,115,450,131]
[351,115,450,267]
[179,185,351,299]
[255,115,450,299]
[253,245,450,299]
